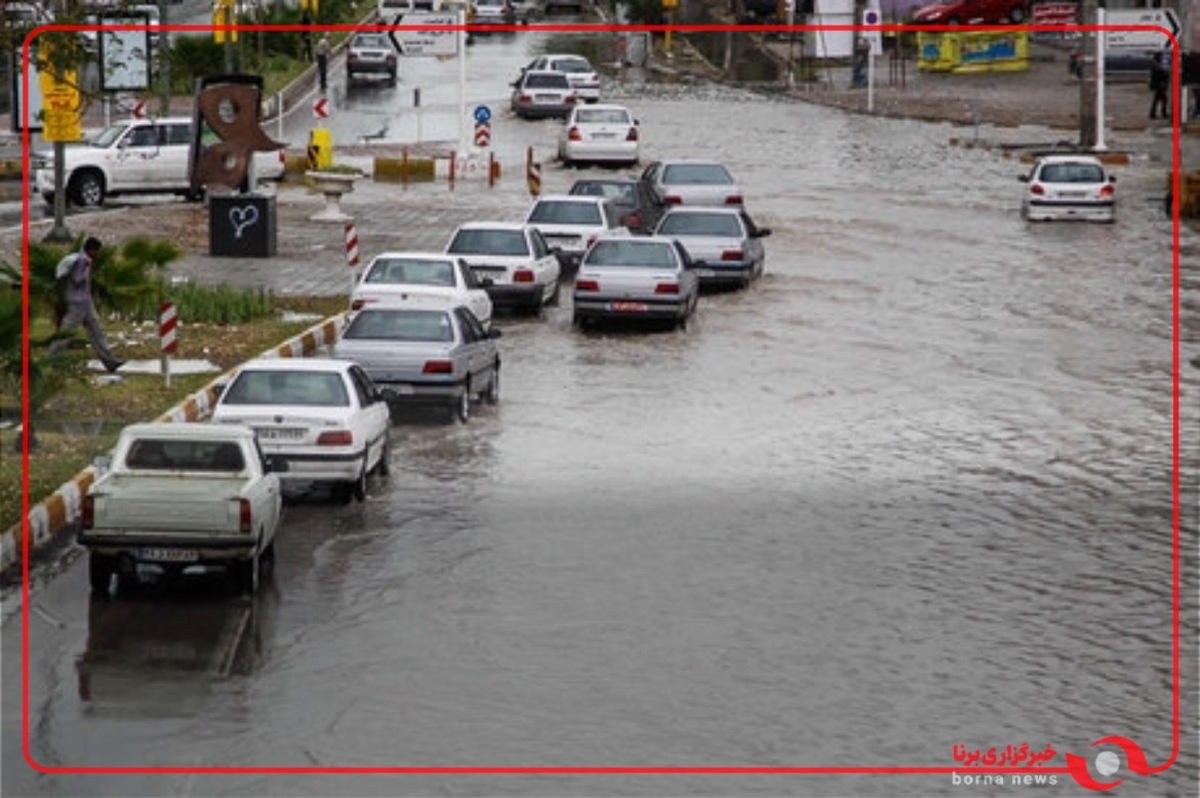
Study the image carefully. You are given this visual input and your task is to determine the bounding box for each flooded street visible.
[4,29,1197,798]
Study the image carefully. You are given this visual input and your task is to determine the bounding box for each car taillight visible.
[624,213,641,229]
[567,93,579,104]
[82,496,94,529]
[350,298,374,311]
[586,235,597,248]
[720,250,744,261]
[423,360,453,374]
[513,268,534,283]
[1100,184,1115,198]
[317,430,353,446]
[239,499,252,534]
[626,127,638,141]
[655,282,680,294]
[575,279,599,291]
[518,92,532,105]
[663,195,682,205]
[724,195,743,205]
[1030,183,1046,195]
[568,126,582,141]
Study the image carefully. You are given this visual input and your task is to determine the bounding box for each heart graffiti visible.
[229,204,260,239]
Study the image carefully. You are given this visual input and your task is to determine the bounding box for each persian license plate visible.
[591,132,616,139]
[385,384,415,395]
[610,301,648,313]
[1058,191,1086,199]
[693,268,715,278]
[535,94,560,104]
[138,547,198,563]
[255,427,304,440]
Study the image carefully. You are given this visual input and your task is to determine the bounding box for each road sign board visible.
[313,97,329,118]
[474,105,491,124]
[388,12,460,57]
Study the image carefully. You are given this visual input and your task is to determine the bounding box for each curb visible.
[0,315,344,581]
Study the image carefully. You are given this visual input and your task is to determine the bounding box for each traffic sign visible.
[862,4,883,56]
[313,97,329,119]
[474,105,491,124]
[132,100,146,119]
[474,123,491,148]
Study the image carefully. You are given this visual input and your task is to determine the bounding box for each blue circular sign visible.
[474,105,492,124]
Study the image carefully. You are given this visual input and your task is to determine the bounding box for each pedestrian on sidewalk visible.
[851,35,870,89]
[48,237,124,373]
[1149,51,1170,119]
[316,33,331,93]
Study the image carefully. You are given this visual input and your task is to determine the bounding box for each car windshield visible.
[344,309,454,342]
[1039,163,1105,183]
[657,213,742,237]
[575,108,630,124]
[528,201,602,225]
[353,33,389,49]
[448,229,530,256]
[126,439,246,472]
[661,163,734,185]
[365,258,455,286]
[91,123,132,148]
[525,73,569,89]
[222,370,351,407]
[586,240,676,268]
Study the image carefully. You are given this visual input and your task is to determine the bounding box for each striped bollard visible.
[526,147,541,197]
[345,221,360,298]
[160,301,177,387]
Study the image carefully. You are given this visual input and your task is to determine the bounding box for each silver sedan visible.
[652,206,771,290]
[571,237,700,330]
[332,304,502,424]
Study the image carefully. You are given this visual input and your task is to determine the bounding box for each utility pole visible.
[1079,0,1098,149]
[157,0,170,114]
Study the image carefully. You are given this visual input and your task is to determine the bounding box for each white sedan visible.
[1019,154,1116,222]
[558,103,640,168]
[523,194,630,272]
[444,222,563,316]
[638,158,744,208]
[211,358,391,503]
[351,251,494,329]
[523,54,600,102]
[572,237,700,330]
[653,206,771,290]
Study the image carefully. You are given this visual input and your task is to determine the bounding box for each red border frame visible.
[18,18,1183,791]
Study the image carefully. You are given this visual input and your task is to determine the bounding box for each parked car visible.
[558,103,640,167]
[211,358,391,503]
[445,222,563,314]
[79,422,285,595]
[32,116,286,207]
[523,194,630,272]
[523,54,601,103]
[653,206,771,289]
[911,0,1028,25]
[638,159,744,207]
[569,177,666,234]
[347,31,398,86]
[333,304,502,423]
[572,237,700,330]
[1018,154,1116,223]
[509,0,537,22]
[543,0,583,13]
[351,251,494,329]
[510,69,578,119]
[472,0,515,28]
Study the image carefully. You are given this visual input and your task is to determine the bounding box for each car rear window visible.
[354,34,390,49]
[448,229,530,256]
[525,73,570,89]
[528,201,603,225]
[126,439,246,472]
[222,370,351,407]
[365,258,455,286]
[657,212,742,237]
[587,240,676,268]
[344,309,454,342]
[575,108,630,124]
[662,163,733,185]
[1039,163,1105,183]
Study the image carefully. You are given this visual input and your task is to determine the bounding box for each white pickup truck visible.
[79,422,286,596]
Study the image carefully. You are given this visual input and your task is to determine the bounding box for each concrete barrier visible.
[0,314,345,580]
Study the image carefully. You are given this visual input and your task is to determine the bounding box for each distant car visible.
[572,237,700,330]
[509,0,537,23]
[523,54,601,103]
[558,103,640,167]
[569,177,666,234]
[472,0,515,28]
[1019,154,1116,222]
[445,222,563,315]
[347,31,397,86]
[523,194,630,271]
[333,304,502,424]
[543,0,583,13]
[653,206,771,289]
[510,69,578,119]
[911,0,1027,25]
[638,159,744,207]
[211,358,391,503]
[351,252,494,329]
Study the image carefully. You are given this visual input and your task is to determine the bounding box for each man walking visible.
[1149,52,1170,120]
[48,237,124,373]
[316,33,331,93]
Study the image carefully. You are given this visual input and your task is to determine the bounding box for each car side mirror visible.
[479,277,495,287]
[754,228,772,238]
[212,382,226,399]
[92,455,112,476]
[1018,174,1030,183]
[1109,175,1117,184]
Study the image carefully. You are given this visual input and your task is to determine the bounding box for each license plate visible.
[610,301,648,313]
[384,384,415,395]
[138,547,198,563]
[255,427,304,440]
[534,94,561,104]
[693,268,715,278]
[1058,191,1086,199]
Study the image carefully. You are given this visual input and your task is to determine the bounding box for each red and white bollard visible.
[526,147,541,197]
[159,301,177,387]
[345,221,360,297]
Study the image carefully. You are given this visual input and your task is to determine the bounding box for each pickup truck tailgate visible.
[91,475,248,532]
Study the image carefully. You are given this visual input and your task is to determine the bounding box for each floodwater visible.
[4,33,1198,798]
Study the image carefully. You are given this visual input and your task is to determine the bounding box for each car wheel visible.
[351,462,368,502]
[260,541,276,580]
[376,435,391,477]
[230,553,260,595]
[88,552,116,596]
[485,366,500,405]
[546,277,561,306]
[69,170,105,207]
[456,388,471,424]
